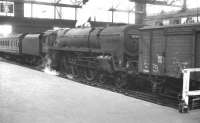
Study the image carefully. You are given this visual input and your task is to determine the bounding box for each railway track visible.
[58,74,179,109]
[63,75,200,111]
[1,57,200,112]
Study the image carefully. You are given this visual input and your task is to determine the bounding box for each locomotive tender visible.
[0,24,200,93]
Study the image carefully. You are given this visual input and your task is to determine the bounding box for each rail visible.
[180,68,200,113]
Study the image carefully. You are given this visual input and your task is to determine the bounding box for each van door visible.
[194,32,200,81]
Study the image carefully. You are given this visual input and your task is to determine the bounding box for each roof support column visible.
[135,2,146,24]
[14,1,24,18]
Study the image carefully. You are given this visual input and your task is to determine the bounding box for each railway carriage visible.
[139,24,200,93]
[0,34,25,54]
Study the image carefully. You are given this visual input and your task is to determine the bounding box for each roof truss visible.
[129,0,182,7]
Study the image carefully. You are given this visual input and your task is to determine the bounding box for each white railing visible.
[180,68,200,113]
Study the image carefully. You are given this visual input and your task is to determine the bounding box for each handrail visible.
[180,68,200,113]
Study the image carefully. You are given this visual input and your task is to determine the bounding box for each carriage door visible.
[195,33,200,67]
[195,32,200,80]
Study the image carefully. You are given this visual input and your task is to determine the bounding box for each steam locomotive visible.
[0,24,200,94]
[49,25,142,88]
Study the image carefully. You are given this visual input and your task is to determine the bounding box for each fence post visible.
[179,69,190,113]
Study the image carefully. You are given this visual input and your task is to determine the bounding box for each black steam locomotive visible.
[0,24,200,95]
[48,25,142,88]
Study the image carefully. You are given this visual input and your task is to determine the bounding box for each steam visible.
[43,66,59,76]
[41,56,75,79]
[66,74,73,79]
[42,55,59,76]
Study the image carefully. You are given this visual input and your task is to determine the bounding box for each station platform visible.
[0,61,200,123]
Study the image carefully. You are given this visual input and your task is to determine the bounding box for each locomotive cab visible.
[41,30,57,53]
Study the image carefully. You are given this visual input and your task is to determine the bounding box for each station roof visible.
[0,0,82,8]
